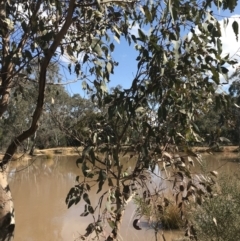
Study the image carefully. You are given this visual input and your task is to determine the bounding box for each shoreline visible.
[192,145,240,153]
[0,145,239,160]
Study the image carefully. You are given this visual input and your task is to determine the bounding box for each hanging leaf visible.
[80,211,89,217]
[83,54,89,63]
[67,199,75,209]
[107,218,115,229]
[232,21,239,40]
[114,35,120,44]
[97,170,107,193]
[210,171,218,177]
[106,62,112,74]
[82,80,87,90]
[92,44,102,56]
[83,193,91,205]
[138,29,147,42]
[88,205,94,214]
[110,43,115,52]
[216,38,222,54]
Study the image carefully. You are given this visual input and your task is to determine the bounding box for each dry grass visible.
[192,145,239,153]
[161,205,183,230]
[134,195,184,231]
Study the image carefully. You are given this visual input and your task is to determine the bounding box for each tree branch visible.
[0,0,76,169]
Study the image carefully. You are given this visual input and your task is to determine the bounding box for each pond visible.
[8,152,240,241]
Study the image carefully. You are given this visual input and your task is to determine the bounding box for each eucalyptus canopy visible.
[0,0,239,240]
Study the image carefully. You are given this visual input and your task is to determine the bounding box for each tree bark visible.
[0,169,14,241]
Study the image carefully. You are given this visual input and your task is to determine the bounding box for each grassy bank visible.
[192,145,240,153]
[1,145,239,160]
[36,145,240,156]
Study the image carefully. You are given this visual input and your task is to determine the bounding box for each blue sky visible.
[65,4,240,96]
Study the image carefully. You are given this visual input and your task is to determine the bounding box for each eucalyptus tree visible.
[0,0,139,240]
[49,93,98,146]
[0,63,63,151]
[0,0,238,240]
[65,1,240,241]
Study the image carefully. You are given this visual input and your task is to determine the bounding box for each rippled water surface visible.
[8,152,240,241]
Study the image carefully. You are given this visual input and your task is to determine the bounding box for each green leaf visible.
[220,66,228,74]
[83,193,91,205]
[80,211,89,217]
[86,184,91,191]
[75,63,81,76]
[106,62,112,74]
[131,34,137,43]
[97,170,107,193]
[83,54,89,63]
[82,161,91,177]
[110,43,115,52]
[24,50,32,59]
[65,187,75,205]
[76,157,84,166]
[74,195,81,205]
[168,0,174,22]
[217,38,222,54]
[92,44,102,56]
[82,80,87,90]
[143,5,152,22]
[107,219,115,229]
[100,81,108,93]
[21,21,28,32]
[67,199,75,209]
[114,35,120,44]
[88,205,94,214]
[138,29,147,42]
[232,21,239,40]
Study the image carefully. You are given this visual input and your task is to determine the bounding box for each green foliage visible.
[64,0,240,239]
[190,174,240,241]
[193,70,240,147]
[0,0,238,240]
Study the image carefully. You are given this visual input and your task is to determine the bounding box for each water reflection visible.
[8,153,240,241]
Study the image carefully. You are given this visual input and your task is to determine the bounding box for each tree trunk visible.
[29,132,37,156]
[0,1,76,240]
[0,168,14,241]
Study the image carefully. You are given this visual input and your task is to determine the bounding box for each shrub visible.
[45,150,53,160]
[190,174,240,241]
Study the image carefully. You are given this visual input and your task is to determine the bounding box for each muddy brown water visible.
[8,153,240,241]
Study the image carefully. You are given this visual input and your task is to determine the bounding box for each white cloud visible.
[128,22,150,37]
[217,15,240,92]
[219,15,240,61]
